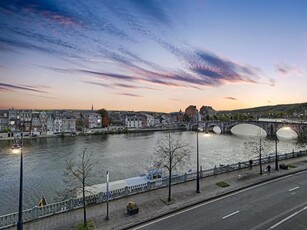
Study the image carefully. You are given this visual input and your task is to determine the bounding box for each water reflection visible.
[277,127,298,140]
[231,124,267,137]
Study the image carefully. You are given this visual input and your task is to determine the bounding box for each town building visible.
[125,114,144,128]
[0,110,9,132]
[82,112,102,129]
[143,113,155,127]
[62,112,76,133]
[31,111,41,135]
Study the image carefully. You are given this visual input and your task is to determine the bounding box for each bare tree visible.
[152,133,191,202]
[244,129,272,174]
[62,148,96,228]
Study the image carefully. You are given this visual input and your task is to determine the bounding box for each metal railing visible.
[1,149,306,229]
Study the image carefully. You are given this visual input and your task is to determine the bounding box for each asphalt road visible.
[132,171,307,230]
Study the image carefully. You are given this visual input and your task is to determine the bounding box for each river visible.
[0,125,305,215]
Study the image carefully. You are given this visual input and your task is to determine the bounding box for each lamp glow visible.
[11,145,21,154]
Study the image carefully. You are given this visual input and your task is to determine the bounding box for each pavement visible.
[6,156,307,230]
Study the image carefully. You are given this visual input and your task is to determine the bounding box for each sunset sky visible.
[0,0,306,112]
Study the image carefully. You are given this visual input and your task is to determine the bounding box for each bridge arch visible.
[198,121,306,139]
[268,123,299,138]
[206,124,221,133]
[226,123,267,136]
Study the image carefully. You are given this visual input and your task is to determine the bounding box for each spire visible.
[91,104,93,111]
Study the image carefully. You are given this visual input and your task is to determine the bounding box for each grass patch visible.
[216,181,230,188]
[287,164,297,168]
[76,219,95,230]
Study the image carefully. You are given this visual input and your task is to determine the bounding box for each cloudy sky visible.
[0,0,306,112]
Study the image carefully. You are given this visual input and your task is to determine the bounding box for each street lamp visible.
[105,171,110,220]
[196,110,200,193]
[11,132,23,230]
[275,131,279,171]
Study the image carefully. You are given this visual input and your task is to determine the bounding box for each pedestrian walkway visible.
[6,156,307,230]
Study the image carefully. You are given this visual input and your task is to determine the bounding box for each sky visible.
[0,0,306,112]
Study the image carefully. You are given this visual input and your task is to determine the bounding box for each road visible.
[131,171,307,230]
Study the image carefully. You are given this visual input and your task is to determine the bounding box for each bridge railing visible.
[1,149,306,229]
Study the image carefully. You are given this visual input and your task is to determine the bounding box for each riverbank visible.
[0,127,186,141]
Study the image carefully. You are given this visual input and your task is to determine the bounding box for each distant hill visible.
[218,102,307,116]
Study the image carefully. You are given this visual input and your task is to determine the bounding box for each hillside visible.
[219,102,307,117]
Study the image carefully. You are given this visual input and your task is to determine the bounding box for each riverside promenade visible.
[5,156,307,230]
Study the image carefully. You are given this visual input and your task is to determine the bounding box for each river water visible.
[0,125,305,215]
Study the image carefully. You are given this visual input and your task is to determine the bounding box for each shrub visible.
[127,201,138,209]
[216,181,230,188]
[76,219,95,230]
[280,164,289,170]
[288,164,297,168]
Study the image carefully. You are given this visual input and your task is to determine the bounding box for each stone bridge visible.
[188,121,307,138]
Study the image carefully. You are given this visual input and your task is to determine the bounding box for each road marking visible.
[290,192,296,195]
[294,170,307,175]
[222,210,239,219]
[288,186,299,192]
[132,171,307,230]
[269,206,307,229]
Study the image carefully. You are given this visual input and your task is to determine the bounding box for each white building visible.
[125,115,144,128]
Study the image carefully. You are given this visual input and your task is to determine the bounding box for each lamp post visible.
[196,110,200,193]
[275,131,279,171]
[105,171,110,220]
[11,131,23,230]
[259,136,263,175]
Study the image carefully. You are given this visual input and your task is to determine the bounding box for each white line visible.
[269,206,307,229]
[294,170,307,176]
[222,210,240,219]
[290,192,296,195]
[288,186,299,192]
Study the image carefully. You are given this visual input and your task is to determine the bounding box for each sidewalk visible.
[7,156,307,230]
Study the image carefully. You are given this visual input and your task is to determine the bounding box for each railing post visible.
[184,173,187,182]
[69,198,74,209]
[98,192,103,203]
[214,165,217,175]
[238,162,241,169]
[125,186,129,196]
[32,206,38,219]
[147,181,151,190]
